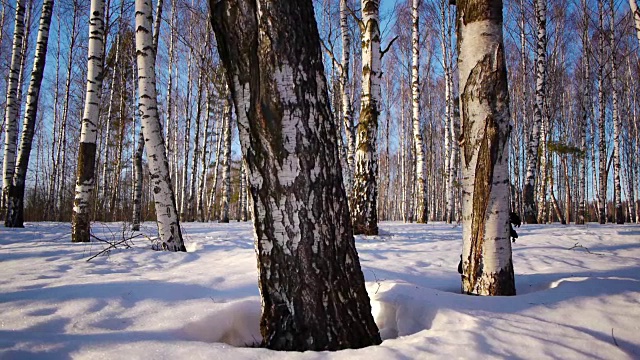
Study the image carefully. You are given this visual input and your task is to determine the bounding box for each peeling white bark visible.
[457,1,515,296]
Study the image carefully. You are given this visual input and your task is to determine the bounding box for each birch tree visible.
[219,95,231,223]
[412,0,427,223]
[5,0,54,227]
[70,0,105,241]
[210,0,381,350]
[610,0,623,224]
[135,0,185,251]
[630,0,640,45]
[597,0,607,224]
[522,0,546,224]
[2,0,26,220]
[456,0,516,296]
[340,0,355,197]
[352,0,382,235]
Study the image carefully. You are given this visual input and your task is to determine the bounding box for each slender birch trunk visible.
[239,159,247,221]
[610,0,623,224]
[211,0,381,349]
[2,0,26,220]
[598,0,607,224]
[187,65,206,221]
[352,0,381,235]
[523,0,546,224]
[206,107,224,221]
[71,0,104,240]
[577,0,589,224]
[135,0,185,251]
[132,131,144,230]
[339,0,355,197]
[57,1,79,220]
[456,0,516,296]
[219,95,232,223]
[101,34,121,206]
[179,49,193,218]
[412,0,427,223]
[197,85,212,221]
[5,0,54,227]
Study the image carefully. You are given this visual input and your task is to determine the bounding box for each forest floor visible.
[1,221,639,359]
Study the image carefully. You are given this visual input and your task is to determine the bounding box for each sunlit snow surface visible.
[1,221,639,359]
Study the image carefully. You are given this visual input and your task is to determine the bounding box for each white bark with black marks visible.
[71,0,104,240]
[456,0,515,296]
[352,0,381,235]
[135,0,185,251]
[6,0,55,227]
[211,0,381,350]
[2,0,26,219]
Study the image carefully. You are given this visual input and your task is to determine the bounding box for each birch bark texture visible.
[2,0,26,219]
[456,0,516,296]
[522,0,546,224]
[210,0,381,350]
[610,0,623,224]
[630,0,640,45]
[134,0,185,251]
[5,0,55,227]
[351,0,381,235]
[412,0,427,224]
[340,0,355,198]
[71,0,105,240]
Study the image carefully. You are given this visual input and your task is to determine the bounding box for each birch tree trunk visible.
[211,0,381,350]
[132,131,144,231]
[412,0,427,223]
[339,0,355,198]
[598,0,607,224]
[135,0,185,251]
[457,0,516,296]
[219,95,232,223]
[2,0,26,220]
[630,0,640,45]
[206,107,225,221]
[5,0,54,227]
[352,0,381,235]
[71,0,104,240]
[522,0,546,224]
[577,0,589,225]
[610,0,623,224]
[197,86,212,221]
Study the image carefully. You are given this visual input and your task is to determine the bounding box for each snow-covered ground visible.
[1,221,639,359]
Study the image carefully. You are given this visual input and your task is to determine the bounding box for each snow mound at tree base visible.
[179,299,262,347]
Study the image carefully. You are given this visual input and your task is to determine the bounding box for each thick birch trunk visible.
[135,0,185,251]
[610,0,623,224]
[71,0,104,240]
[523,0,546,224]
[239,159,247,221]
[219,96,232,223]
[351,0,381,235]
[457,0,516,296]
[2,0,26,221]
[6,0,54,227]
[412,0,427,223]
[211,0,381,350]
